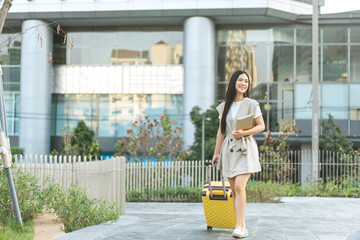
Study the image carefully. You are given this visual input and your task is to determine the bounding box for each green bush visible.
[42,183,120,233]
[60,121,102,159]
[10,147,25,156]
[127,180,360,203]
[0,168,44,223]
[1,162,120,233]
[127,186,202,202]
[247,179,360,200]
[115,114,188,162]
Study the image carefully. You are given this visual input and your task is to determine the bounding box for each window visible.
[323,46,347,82]
[54,30,184,65]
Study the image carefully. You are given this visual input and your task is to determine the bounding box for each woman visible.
[212,70,265,238]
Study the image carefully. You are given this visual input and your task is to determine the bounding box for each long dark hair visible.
[220,70,251,134]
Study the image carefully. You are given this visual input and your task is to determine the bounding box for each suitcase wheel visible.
[207,226,212,231]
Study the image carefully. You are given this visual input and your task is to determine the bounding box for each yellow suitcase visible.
[202,162,236,231]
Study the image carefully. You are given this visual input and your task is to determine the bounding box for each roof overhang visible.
[4,0,313,28]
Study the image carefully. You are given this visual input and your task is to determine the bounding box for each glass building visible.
[2,0,359,155]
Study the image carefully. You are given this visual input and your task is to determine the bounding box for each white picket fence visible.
[14,155,126,215]
[11,150,360,206]
[126,150,360,191]
[126,160,220,192]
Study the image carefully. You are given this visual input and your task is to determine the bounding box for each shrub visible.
[259,122,301,182]
[320,114,353,154]
[115,113,188,162]
[126,180,360,204]
[126,187,202,202]
[10,147,25,156]
[42,183,120,233]
[0,168,44,223]
[60,121,102,159]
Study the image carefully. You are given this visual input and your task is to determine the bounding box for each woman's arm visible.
[231,115,265,139]
[212,120,225,166]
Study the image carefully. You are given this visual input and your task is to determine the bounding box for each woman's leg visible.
[229,173,251,229]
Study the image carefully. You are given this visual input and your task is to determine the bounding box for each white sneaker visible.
[242,229,248,238]
[232,228,248,238]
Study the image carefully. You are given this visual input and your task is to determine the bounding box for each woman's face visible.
[235,73,249,95]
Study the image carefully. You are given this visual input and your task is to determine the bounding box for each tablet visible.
[236,114,254,130]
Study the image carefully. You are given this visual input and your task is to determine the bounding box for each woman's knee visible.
[234,184,246,195]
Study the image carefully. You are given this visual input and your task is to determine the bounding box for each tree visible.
[187,103,219,160]
[59,121,101,159]
[0,0,13,39]
[319,114,356,181]
[320,114,353,154]
[115,113,188,162]
[259,121,301,182]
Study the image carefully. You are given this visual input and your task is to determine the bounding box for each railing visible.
[14,155,126,214]
[126,150,360,191]
[11,150,360,203]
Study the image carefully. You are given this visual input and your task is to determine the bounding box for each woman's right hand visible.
[212,154,219,166]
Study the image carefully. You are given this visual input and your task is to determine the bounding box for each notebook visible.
[236,114,254,130]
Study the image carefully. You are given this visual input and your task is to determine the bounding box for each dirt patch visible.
[33,213,65,240]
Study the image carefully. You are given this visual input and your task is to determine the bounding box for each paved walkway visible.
[56,197,360,240]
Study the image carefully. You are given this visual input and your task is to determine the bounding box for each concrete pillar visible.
[300,143,312,184]
[19,20,53,155]
[183,17,215,149]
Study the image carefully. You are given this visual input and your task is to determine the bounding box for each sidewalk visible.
[56,197,360,240]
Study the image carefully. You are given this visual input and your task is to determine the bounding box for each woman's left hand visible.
[231,130,247,139]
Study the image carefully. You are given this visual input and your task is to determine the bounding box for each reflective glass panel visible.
[323,28,347,43]
[0,33,21,65]
[273,28,294,44]
[258,101,268,131]
[4,93,20,135]
[268,101,281,132]
[217,45,241,83]
[244,29,270,43]
[269,83,294,102]
[217,30,245,45]
[350,46,360,82]
[96,95,115,137]
[296,28,312,44]
[65,30,183,65]
[2,66,20,91]
[296,46,312,82]
[323,45,347,82]
[350,84,360,120]
[52,93,183,137]
[272,46,294,82]
[268,84,294,131]
[216,83,227,101]
[53,33,66,65]
[321,84,348,119]
[350,28,360,43]
[243,43,269,85]
[294,84,312,119]
[250,83,267,101]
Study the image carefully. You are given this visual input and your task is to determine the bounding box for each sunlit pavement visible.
[56,197,360,240]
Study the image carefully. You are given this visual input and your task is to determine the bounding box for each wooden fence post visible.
[119,156,126,215]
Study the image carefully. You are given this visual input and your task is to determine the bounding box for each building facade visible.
[1,0,360,156]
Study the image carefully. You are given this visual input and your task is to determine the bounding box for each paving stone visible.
[56,197,360,240]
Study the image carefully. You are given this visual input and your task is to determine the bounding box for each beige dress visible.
[216,98,262,178]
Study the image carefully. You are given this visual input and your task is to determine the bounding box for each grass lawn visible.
[0,218,34,240]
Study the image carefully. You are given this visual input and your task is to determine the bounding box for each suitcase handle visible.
[205,161,226,198]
